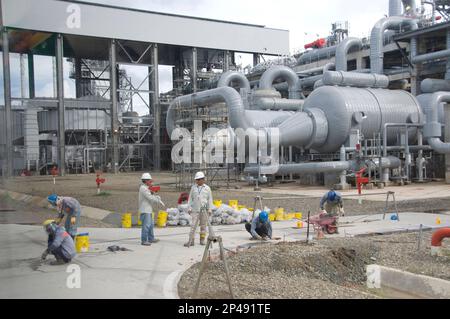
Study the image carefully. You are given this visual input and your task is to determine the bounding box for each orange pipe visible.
[431,228,450,247]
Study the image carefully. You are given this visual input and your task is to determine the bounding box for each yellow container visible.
[285,213,295,220]
[269,214,276,221]
[213,200,223,207]
[156,211,168,228]
[248,208,254,212]
[229,200,238,209]
[121,213,132,228]
[275,208,285,221]
[75,233,89,253]
[295,212,303,219]
[238,205,246,210]
[297,221,304,229]
[137,213,142,226]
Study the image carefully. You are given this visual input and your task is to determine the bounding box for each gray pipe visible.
[335,37,363,71]
[412,49,450,64]
[217,71,251,91]
[322,71,390,88]
[255,97,304,111]
[297,45,337,65]
[423,91,450,154]
[259,65,303,99]
[244,156,401,176]
[421,79,450,93]
[370,17,418,74]
[389,0,404,16]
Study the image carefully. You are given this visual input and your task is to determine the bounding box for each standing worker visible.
[245,211,273,241]
[47,194,82,239]
[184,172,214,247]
[139,173,165,246]
[320,190,345,217]
[41,220,76,265]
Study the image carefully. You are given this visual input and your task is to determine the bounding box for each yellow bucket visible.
[285,213,294,220]
[213,200,223,207]
[295,212,303,219]
[122,213,132,228]
[275,208,285,221]
[156,211,168,228]
[229,200,238,208]
[238,205,246,210]
[75,233,89,253]
[137,213,142,226]
[297,221,304,229]
[269,214,276,222]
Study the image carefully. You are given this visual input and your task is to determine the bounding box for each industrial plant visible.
[1,0,450,191]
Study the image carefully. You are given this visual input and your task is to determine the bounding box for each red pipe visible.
[431,228,450,247]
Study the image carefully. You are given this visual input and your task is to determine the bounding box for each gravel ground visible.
[0,194,113,228]
[178,232,450,299]
[2,174,450,218]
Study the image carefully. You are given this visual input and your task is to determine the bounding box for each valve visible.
[96,172,106,194]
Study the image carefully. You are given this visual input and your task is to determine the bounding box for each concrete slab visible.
[0,212,449,298]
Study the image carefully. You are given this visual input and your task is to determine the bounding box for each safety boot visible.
[200,233,206,246]
[184,240,194,247]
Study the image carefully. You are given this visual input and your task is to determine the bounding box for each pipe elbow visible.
[428,137,450,154]
[218,71,251,91]
[259,65,302,98]
[431,228,450,247]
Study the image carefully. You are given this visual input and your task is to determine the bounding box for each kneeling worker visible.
[41,220,76,265]
[246,211,272,241]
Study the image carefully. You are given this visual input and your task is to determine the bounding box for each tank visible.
[303,86,423,153]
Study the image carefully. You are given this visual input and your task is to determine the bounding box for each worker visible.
[320,190,345,217]
[41,220,76,265]
[184,172,214,247]
[245,211,273,241]
[139,173,165,246]
[47,194,82,239]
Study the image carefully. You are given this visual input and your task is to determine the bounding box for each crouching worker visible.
[246,211,272,241]
[41,220,76,265]
[47,194,81,239]
[320,190,345,217]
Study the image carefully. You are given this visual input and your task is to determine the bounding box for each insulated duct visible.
[244,156,401,176]
[322,71,390,88]
[217,71,251,91]
[335,37,363,71]
[297,45,338,65]
[421,91,450,154]
[389,0,404,16]
[421,79,450,93]
[259,65,303,99]
[370,16,418,74]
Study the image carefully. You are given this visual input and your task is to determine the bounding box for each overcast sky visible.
[2,0,392,115]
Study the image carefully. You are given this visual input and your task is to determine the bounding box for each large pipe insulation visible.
[217,71,251,91]
[335,37,363,71]
[421,79,450,93]
[322,71,390,88]
[297,45,337,65]
[244,156,401,176]
[389,0,404,16]
[302,83,423,153]
[370,17,418,74]
[420,91,450,154]
[259,65,303,99]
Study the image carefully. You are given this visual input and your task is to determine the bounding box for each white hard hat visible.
[194,172,206,180]
[141,173,152,180]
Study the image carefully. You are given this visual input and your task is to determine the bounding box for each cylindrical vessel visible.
[303,86,423,152]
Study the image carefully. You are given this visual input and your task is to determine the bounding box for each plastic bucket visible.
[213,200,222,207]
[75,233,89,253]
[121,213,132,228]
[269,214,276,222]
[295,212,303,219]
[297,221,304,229]
[156,211,168,228]
[137,213,142,226]
[229,200,238,208]
[275,208,285,221]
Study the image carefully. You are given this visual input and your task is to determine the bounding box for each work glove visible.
[70,217,76,225]
[41,249,49,261]
[340,208,345,217]
[208,210,212,216]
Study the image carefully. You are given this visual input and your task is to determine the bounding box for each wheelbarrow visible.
[307,211,339,235]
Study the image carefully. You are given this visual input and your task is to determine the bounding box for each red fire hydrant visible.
[356,168,369,195]
[96,172,106,194]
[50,166,58,186]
